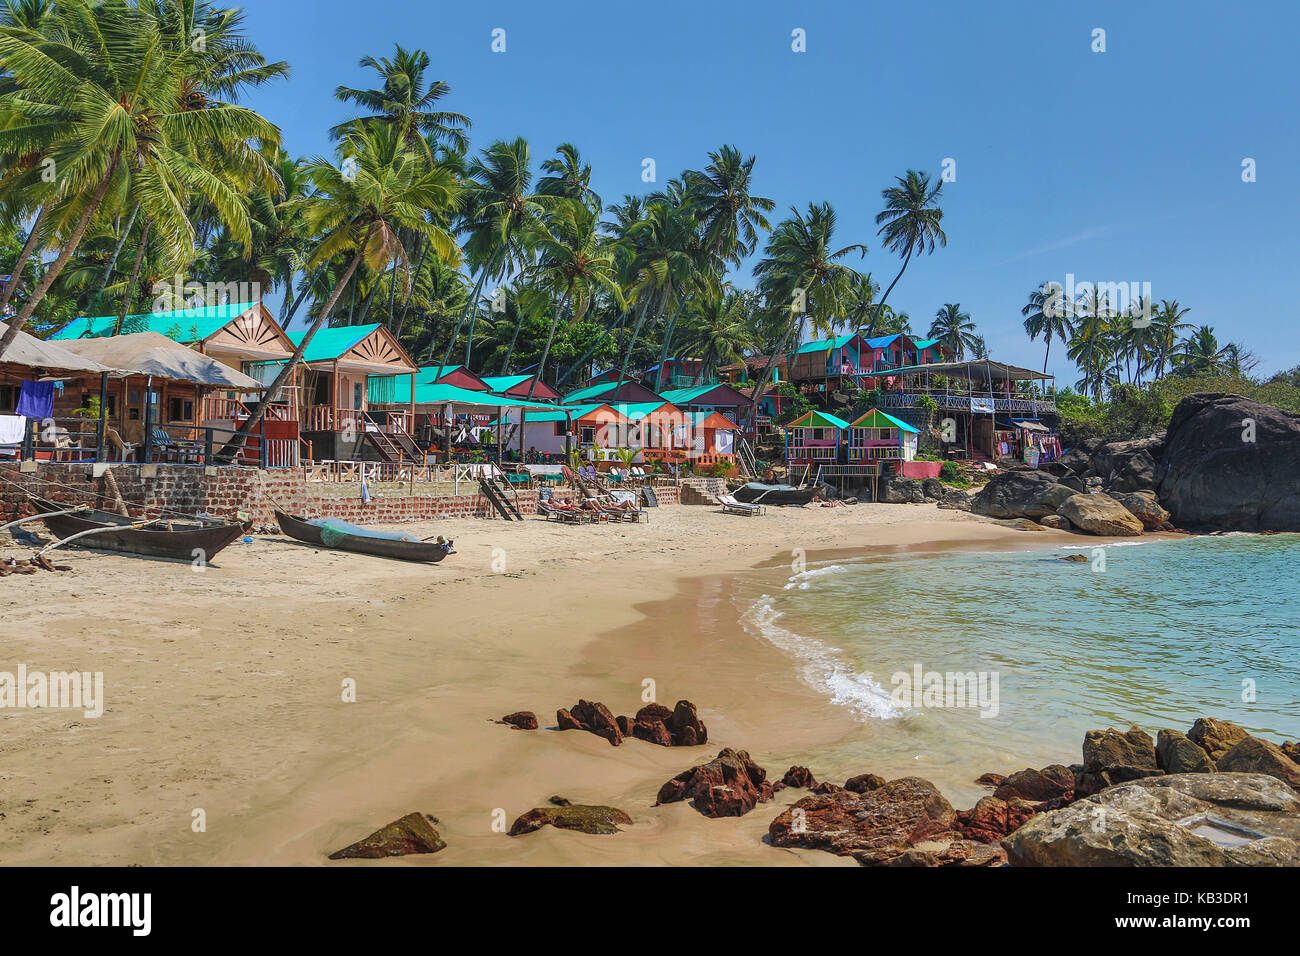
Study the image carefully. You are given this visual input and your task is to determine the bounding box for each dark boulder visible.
[1092,436,1163,493]
[782,766,818,788]
[655,748,773,817]
[957,796,1039,843]
[556,699,623,746]
[1155,393,1300,531]
[1155,729,1216,774]
[1187,717,1250,762]
[499,711,538,730]
[936,487,972,511]
[879,476,925,503]
[992,764,1075,803]
[329,812,447,860]
[970,469,1076,519]
[509,805,633,836]
[1082,726,1159,776]
[845,773,887,793]
[921,477,945,500]
[1217,736,1300,788]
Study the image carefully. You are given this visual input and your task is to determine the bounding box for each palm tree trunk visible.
[393,239,428,342]
[524,286,572,400]
[0,153,120,359]
[0,205,46,315]
[95,202,140,300]
[865,246,913,336]
[215,229,372,462]
[750,307,805,418]
[112,219,153,335]
[439,267,488,368]
[499,305,525,375]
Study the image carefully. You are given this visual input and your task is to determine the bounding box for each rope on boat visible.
[0,469,226,523]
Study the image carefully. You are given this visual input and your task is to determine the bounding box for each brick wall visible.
[0,462,539,527]
[677,477,728,504]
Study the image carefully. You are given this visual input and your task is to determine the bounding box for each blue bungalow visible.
[784,410,851,466]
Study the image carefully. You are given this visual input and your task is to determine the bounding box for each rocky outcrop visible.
[1115,490,1171,530]
[1217,736,1300,788]
[845,773,886,793]
[1057,493,1144,536]
[970,470,1075,519]
[993,764,1076,803]
[1004,773,1300,866]
[782,766,817,789]
[878,476,924,504]
[1155,393,1300,531]
[921,478,945,500]
[1091,437,1162,493]
[1188,717,1250,762]
[628,700,707,747]
[1156,729,1216,774]
[499,711,538,730]
[556,699,623,746]
[1038,514,1071,530]
[769,776,1002,866]
[1077,726,1162,796]
[328,812,447,860]
[958,796,1039,844]
[935,487,972,511]
[656,748,775,817]
[508,805,633,836]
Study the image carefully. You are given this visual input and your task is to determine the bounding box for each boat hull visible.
[274,510,452,563]
[28,495,244,561]
[731,483,818,506]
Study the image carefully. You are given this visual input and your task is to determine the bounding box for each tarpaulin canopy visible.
[0,322,116,376]
[56,332,264,388]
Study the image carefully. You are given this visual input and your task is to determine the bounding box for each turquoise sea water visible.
[739,535,1300,803]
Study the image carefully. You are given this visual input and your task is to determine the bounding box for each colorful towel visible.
[15,380,54,419]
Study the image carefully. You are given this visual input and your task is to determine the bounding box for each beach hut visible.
[497,402,627,462]
[562,377,664,406]
[481,374,561,403]
[680,410,740,473]
[848,408,920,463]
[784,410,849,466]
[788,334,868,382]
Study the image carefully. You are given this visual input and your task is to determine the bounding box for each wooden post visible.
[331,359,339,435]
[408,371,415,435]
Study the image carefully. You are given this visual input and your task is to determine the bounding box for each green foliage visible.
[938,460,968,487]
[915,394,938,413]
[1153,373,1300,416]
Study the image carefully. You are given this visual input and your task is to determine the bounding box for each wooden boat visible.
[274,510,454,563]
[731,482,818,506]
[27,495,244,561]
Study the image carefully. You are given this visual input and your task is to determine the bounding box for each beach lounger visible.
[718,494,766,516]
[537,500,589,524]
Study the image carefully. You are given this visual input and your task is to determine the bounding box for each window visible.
[169,397,194,421]
[0,384,16,413]
[353,382,363,409]
[579,425,595,445]
[810,427,825,441]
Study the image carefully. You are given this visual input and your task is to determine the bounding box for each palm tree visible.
[865,170,946,336]
[442,137,549,367]
[1171,325,1235,377]
[0,0,276,356]
[537,142,600,212]
[751,202,866,407]
[219,125,461,457]
[524,200,622,398]
[928,303,979,359]
[684,145,774,268]
[680,290,754,385]
[1145,299,1192,380]
[1022,281,1073,373]
[1066,306,1113,400]
[331,44,469,155]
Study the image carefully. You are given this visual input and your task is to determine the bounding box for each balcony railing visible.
[202,397,294,422]
[880,392,1056,413]
[848,445,903,460]
[788,444,838,460]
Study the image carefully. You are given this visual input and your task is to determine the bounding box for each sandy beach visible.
[1,501,1085,866]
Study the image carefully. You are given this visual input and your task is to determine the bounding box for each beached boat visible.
[274,510,454,563]
[731,482,818,506]
[27,495,245,561]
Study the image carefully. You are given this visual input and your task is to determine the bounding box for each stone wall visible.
[0,462,682,526]
[677,477,728,504]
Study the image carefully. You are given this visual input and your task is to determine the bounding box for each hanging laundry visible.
[15,380,54,419]
[0,413,27,445]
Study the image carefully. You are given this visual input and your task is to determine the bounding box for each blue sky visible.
[240,0,1299,382]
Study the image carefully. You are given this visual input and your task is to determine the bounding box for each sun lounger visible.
[537,500,589,524]
[718,494,766,516]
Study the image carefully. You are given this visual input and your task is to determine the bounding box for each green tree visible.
[865,169,946,335]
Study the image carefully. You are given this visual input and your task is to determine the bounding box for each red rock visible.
[811,781,843,795]
[769,777,961,866]
[632,718,673,747]
[635,703,674,724]
[616,714,633,736]
[667,700,707,746]
[782,766,818,788]
[975,772,1006,788]
[992,764,1075,803]
[655,748,771,818]
[845,773,886,793]
[556,699,623,746]
[956,796,1038,843]
[500,711,538,730]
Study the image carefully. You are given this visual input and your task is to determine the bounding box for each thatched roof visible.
[0,321,116,376]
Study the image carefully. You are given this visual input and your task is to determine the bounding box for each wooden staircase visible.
[478,474,523,520]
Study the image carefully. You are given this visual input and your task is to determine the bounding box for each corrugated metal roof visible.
[51,302,259,342]
[287,324,381,362]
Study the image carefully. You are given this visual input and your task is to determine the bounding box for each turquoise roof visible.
[793,335,859,355]
[481,374,531,391]
[499,402,613,423]
[789,410,851,429]
[563,380,624,402]
[660,385,726,403]
[372,378,558,408]
[51,302,259,342]
[287,324,382,362]
[913,338,942,350]
[864,333,904,349]
[620,401,673,421]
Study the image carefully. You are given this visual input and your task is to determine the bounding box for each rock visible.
[1058,475,1086,493]
[1115,490,1171,530]
[500,711,538,730]
[616,714,633,736]
[1092,437,1162,493]
[1038,514,1072,530]
[971,470,1076,519]
[845,773,886,793]
[1057,447,1093,474]
[782,766,817,788]
[328,812,446,860]
[1059,553,1089,562]
[1217,737,1300,788]
[1155,393,1300,531]
[992,764,1075,803]
[632,718,673,747]
[975,772,1006,788]
[1004,773,1300,866]
[1156,729,1216,774]
[921,477,945,500]
[769,776,962,866]
[811,781,844,794]
[957,796,1039,843]
[1283,742,1300,765]
[1057,493,1144,536]
[879,476,924,504]
[667,699,707,746]
[508,805,633,836]
[935,487,972,511]
[1082,726,1159,776]
[548,795,572,806]
[887,839,1008,867]
[636,703,674,723]
[1188,717,1250,761]
[556,699,623,746]
[990,518,1049,531]
[656,748,772,817]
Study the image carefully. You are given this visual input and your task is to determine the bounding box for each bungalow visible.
[848,408,920,463]
[784,410,850,467]
[286,323,420,461]
[642,357,709,391]
[718,353,787,387]
[499,402,627,460]
[562,377,665,406]
[481,374,561,403]
[680,410,740,473]
[787,334,869,382]
[659,383,752,424]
